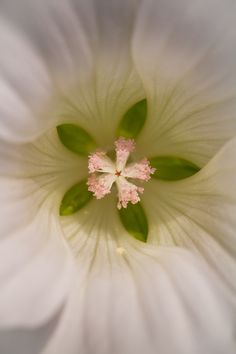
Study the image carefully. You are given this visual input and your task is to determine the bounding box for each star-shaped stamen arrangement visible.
[87,137,155,209]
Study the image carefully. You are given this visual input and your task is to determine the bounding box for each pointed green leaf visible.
[119,203,148,242]
[116,99,147,138]
[60,180,92,216]
[150,156,200,181]
[57,124,96,155]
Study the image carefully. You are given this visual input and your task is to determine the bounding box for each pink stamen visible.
[115,137,135,171]
[116,176,144,209]
[123,158,156,181]
[88,151,115,174]
[115,137,135,153]
[87,137,155,208]
[87,173,116,199]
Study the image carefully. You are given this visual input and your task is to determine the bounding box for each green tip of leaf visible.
[60,205,75,216]
[60,180,93,216]
[57,124,97,155]
[150,156,200,181]
[118,203,148,242]
[116,99,147,139]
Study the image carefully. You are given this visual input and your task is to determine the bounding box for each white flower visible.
[0,1,236,354]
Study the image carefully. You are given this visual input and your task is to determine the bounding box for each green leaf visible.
[119,203,148,242]
[57,124,96,155]
[60,180,92,216]
[150,156,200,181]
[116,99,147,138]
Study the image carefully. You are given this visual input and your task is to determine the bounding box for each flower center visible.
[87,137,155,209]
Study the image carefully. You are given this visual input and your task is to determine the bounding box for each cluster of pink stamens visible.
[87,137,155,209]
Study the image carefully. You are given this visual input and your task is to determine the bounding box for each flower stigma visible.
[87,137,155,209]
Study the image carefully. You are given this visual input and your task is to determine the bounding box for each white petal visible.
[30,191,234,354]
[133,0,236,166]
[142,137,236,294]
[0,0,143,144]
[0,20,55,143]
[0,177,76,327]
[0,130,86,327]
[42,246,235,354]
